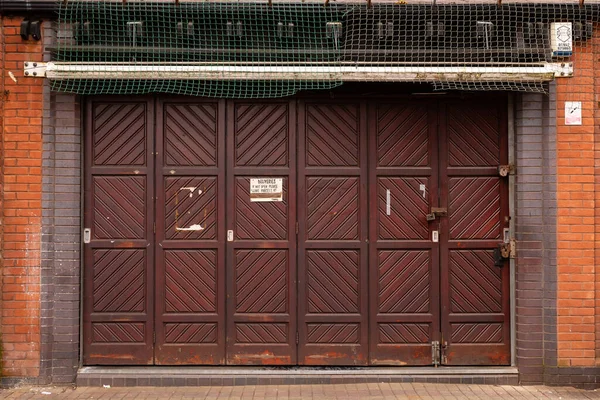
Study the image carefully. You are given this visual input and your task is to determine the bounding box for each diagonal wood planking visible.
[93,176,145,239]
[306,104,359,166]
[378,250,430,314]
[449,250,502,314]
[235,250,288,314]
[307,250,359,314]
[377,104,429,167]
[165,104,217,166]
[165,250,216,313]
[93,249,145,313]
[93,103,146,165]
[378,178,429,240]
[307,178,359,240]
[449,177,500,240]
[235,104,288,166]
[447,105,499,167]
[235,178,288,240]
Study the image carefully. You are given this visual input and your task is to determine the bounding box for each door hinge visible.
[153,222,156,234]
[153,331,156,344]
[432,341,440,366]
[296,332,299,344]
[295,222,299,235]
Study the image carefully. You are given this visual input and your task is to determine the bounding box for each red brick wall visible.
[0,16,44,378]
[556,33,599,368]
[596,29,600,366]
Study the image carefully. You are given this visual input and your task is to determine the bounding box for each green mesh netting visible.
[52,1,600,98]
[53,1,348,97]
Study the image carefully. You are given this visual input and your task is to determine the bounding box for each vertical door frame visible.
[507,94,516,367]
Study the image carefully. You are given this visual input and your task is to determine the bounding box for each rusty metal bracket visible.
[498,164,515,177]
[432,341,440,366]
[441,341,448,365]
[548,62,574,77]
[500,243,511,258]
[426,207,447,222]
[23,61,47,77]
[494,241,515,267]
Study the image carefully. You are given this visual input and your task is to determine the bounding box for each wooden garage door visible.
[368,99,510,366]
[154,99,226,365]
[83,95,510,366]
[368,101,440,365]
[297,101,369,365]
[225,100,297,365]
[83,99,155,365]
[439,100,510,365]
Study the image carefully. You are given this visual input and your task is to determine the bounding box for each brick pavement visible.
[0,384,600,399]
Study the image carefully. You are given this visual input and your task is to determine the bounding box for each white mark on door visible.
[180,186,202,198]
[386,189,391,216]
[175,224,204,231]
[420,184,426,198]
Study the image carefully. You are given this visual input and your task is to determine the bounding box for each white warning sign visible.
[250,178,283,202]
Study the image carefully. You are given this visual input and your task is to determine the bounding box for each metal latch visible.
[441,341,448,365]
[426,207,447,222]
[24,62,47,77]
[498,164,515,177]
[432,341,440,366]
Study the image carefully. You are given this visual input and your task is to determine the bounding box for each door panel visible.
[368,103,439,365]
[84,100,154,365]
[226,101,297,365]
[235,177,288,240]
[154,100,226,364]
[439,100,510,365]
[298,101,369,365]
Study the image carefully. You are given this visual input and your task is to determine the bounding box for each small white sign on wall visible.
[550,22,573,57]
[565,101,582,126]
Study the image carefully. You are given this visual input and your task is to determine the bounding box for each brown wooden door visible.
[439,100,510,365]
[83,99,155,365]
[368,102,440,365]
[226,101,297,365]
[83,95,509,367]
[154,99,227,364]
[297,101,369,365]
[367,98,510,366]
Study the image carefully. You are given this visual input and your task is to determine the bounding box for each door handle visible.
[426,207,447,221]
